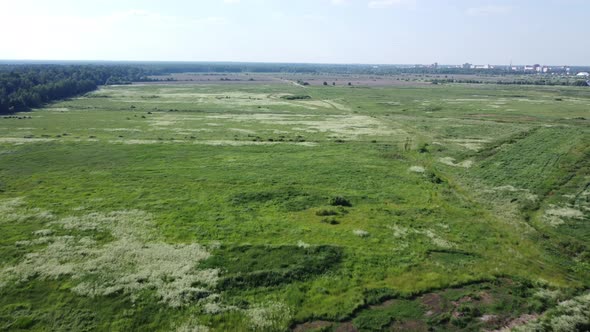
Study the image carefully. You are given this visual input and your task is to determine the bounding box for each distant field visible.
[144,72,434,86]
[143,72,586,88]
[0,82,588,331]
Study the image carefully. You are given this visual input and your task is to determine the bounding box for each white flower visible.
[353,229,369,237]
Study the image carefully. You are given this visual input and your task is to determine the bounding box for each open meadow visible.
[0,82,589,331]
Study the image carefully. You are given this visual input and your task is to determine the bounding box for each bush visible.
[426,171,444,184]
[280,95,311,100]
[316,209,338,216]
[321,218,340,225]
[329,196,352,207]
[418,143,429,153]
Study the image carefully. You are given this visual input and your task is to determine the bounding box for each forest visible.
[0,65,147,114]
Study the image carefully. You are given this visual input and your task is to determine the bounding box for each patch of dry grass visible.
[1,204,218,308]
[439,157,474,168]
[543,205,585,227]
[388,224,455,249]
[409,166,426,173]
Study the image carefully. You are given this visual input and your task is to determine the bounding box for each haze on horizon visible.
[1,0,588,66]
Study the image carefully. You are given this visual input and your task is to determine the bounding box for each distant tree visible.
[348,82,352,86]
[323,81,328,86]
[332,82,336,86]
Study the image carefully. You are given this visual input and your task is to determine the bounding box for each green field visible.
[0,83,589,331]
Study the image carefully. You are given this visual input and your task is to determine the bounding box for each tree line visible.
[0,65,148,114]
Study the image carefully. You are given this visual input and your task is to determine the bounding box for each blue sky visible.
[1,0,588,65]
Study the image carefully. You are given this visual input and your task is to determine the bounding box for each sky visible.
[0,0,588,65]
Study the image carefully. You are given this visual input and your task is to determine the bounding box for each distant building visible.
[471,64,493,70]
[523,64,545,73]
[462,63,472,69]
[525,64,540,72]
[576,72,590,77]
[551,66,570,74]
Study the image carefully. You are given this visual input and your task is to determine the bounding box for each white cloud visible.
[302,13,326,22]
[0,9,230,60]
[105,10,229,27]
[466,5,512,16]
[194,16,229,25]
[330,0,348,5]
[223,0,241,3]
[368,0,414,9]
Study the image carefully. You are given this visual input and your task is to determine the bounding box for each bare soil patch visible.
[370,299,397,310]
[420,293,445,316]
[334,322,359,332]
[491,313,539,332]
[478,291,494,305]
[292,320,333,332]
[389,319,429,331]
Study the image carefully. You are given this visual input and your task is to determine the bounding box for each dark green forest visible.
[0,65,147,114]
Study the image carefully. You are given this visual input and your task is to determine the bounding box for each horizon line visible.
[1,59,589,68]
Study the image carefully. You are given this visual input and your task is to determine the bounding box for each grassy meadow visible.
[0,82,589,331]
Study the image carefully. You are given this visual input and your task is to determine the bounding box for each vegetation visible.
[280,95,312,100]
[514,292,590,332]
[328,196,352,207]
[0,65,148,114]
[432,77,590,87]
[0,80,588,331]
[200,245,342,290]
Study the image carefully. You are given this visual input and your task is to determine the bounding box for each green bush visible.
[329,196,352,207]
[280,95,312,100]
[315,209,338,216]
[321,218,340,225]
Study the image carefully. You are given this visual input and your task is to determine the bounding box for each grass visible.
[199,245,342,290]
[0,82,588,331]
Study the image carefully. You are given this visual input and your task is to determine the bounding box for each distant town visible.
[417,62,590,77]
